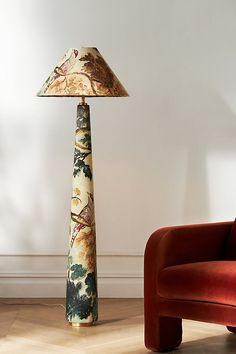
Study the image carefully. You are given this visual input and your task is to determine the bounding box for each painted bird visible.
[54,49,78,76]
[44,49,78,93]
[70,193,95,247]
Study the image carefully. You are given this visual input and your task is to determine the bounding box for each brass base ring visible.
[69,322,93,327]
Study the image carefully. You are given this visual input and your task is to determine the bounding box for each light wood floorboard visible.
[0,298,235,353]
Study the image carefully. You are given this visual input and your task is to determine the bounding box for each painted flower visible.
[74,188,81,196]
[66,75,94,95]
[74,228,96,273]
[47,73,94,96]
[47,76,67,94]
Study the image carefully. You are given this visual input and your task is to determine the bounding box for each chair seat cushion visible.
[158,261,236,306]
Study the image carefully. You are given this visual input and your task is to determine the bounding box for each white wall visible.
[0,0,236,297]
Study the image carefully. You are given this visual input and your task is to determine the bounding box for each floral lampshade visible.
[38,47,128,97]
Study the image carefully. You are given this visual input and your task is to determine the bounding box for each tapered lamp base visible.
[66,103,98,326]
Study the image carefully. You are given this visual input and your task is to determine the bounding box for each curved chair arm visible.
[145,222,232,273]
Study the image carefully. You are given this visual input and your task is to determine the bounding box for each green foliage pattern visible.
[66,269,97,321]
[70,264,87,280]
[73,148,92,179]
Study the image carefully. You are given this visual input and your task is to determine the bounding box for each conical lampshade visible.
[38,47,128,97]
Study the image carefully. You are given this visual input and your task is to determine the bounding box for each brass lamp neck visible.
[80,96,87,106]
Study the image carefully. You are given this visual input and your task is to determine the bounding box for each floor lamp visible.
[38,47,128,326]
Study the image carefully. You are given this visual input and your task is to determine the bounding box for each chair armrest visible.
[144,222,232,301]
[145,221,232,273]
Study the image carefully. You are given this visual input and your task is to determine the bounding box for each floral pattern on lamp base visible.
[66,104,97,325]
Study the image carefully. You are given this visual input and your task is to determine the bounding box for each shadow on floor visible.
[176,333,236,354]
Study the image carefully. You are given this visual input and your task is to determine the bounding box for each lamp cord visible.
[0,301,66,310]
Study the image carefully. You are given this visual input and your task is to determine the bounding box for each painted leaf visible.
[66,279,93,321]
[80,133,91,151]
[66,279,83,320]
[85,272,97,296]
[71,264,87,280]
[73,149,92,179]
[83,164,92,179]
[77,294,92,319]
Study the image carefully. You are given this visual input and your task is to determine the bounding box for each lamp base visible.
[66,103,98,326]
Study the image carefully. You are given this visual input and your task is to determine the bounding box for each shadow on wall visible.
[0,102,75,254]
[0,112,45,253]
[145,77,236,226]
[181,81,236,223]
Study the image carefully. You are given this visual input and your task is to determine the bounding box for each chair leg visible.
[145,313,182,352]
[227,326,236,334]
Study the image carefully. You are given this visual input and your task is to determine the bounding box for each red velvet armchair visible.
[144,221,236,352]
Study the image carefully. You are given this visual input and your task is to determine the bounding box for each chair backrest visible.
[224,219,236,260]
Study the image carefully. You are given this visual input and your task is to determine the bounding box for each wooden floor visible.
[0,298,235,353]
